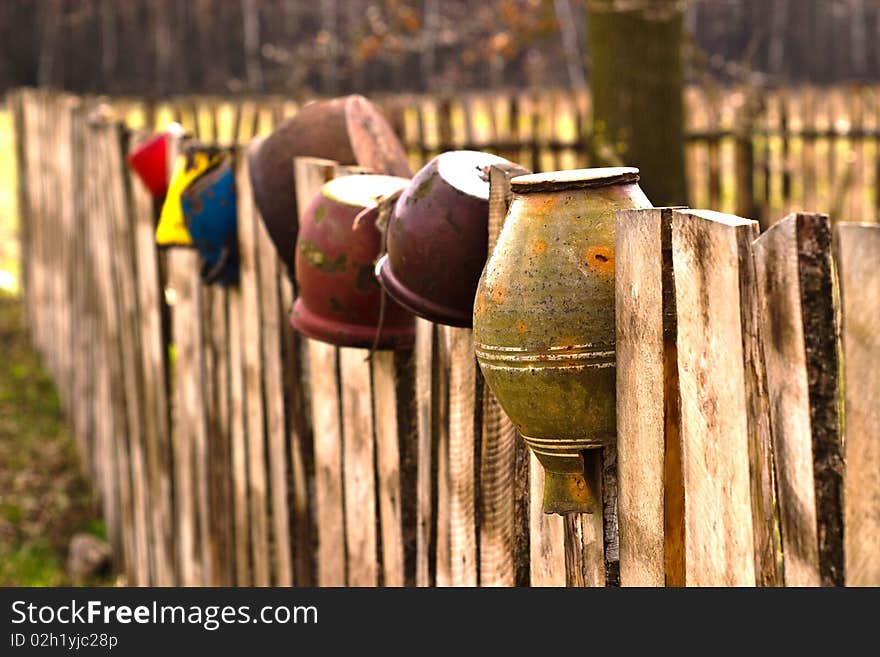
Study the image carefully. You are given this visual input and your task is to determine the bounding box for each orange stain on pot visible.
[492,285,506,303]
[474,292,487,315]
[515,320,527,334]
[584,246,614,276]
[532,240,547,255]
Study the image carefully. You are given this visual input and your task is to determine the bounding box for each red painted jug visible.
[291,174,414,349]
[126,124,183,198]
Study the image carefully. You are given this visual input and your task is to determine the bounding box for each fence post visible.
[835,222,880,586]
[100,121,155,586]
[671,209,760,586]
[126,129,176,586]
[734,108,758,224]
[753,212,843,586]
[445,324,479,586]
[279,267,315,586]
[236,135,273,587]
[615,207,685,587]
[479,163,531,587]
[414,317,434,586]
[371,348,407,587]
[294,157,345,586]
[227,257,251,585]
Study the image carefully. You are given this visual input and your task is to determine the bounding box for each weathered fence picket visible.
[836,222,880,587]
[672,210,760,586]
[9,89,880,588]
[615,207,678,587]
[753,212,844,586]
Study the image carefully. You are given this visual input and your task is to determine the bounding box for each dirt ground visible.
[0,295,115,585]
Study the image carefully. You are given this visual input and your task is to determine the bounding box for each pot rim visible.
[510,166,639,193]
[375,254,472,328]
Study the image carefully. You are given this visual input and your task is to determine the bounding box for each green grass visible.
[0,295,115,586]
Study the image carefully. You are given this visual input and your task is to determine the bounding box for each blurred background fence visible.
[96,84,880,228]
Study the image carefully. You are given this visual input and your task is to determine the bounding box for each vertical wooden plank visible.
[280,275,315,586]
[207,285,235,586]
[56,97,77,419]
[445,325,478,586]
[736,208,782,588]
[528,457,566,586]
[128,133,175,586]
[372,351,406,587]
[480,163,531,587]
[602,446,620,586]
[294,156,344,586]
[433,326,452,587]
[615,207,676,587]
[88,119,137,582]
[563,452,605,587]
[339,348,378,586]
[414,317,434,586]
[734,112,757,222]
[308,339,346,586]
[479,384,524,587]
[513,430,532,586]
[80,114,117,553]
[167,248,206,585]
[200,284,217,584]
[672,209,758,586]
[101,123,154,585]
[235,152,272,586]
[836,222,880,586]
[69,105,94,477]
[227,284,252,585]
[253,167,294,587]
[754,212,843,586]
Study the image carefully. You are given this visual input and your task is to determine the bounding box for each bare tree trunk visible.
[768,0,787,78]
[554,0,587,91]
[851,0,867,79]
[242,0,264,93]
[588,0,687,206]
[321,0,338,95]
[421,0,439,92]
[101,0,116,92]
[37,0,63,87]
[151,1,173,96]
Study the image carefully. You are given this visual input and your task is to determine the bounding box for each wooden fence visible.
[8,87,879,587]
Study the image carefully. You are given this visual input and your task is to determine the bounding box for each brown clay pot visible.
[474,167,652,515]
[290,174,414,349]
[376,150,521,327]
[247,95,411,279]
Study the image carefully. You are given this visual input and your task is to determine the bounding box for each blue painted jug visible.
[180,157,239,286]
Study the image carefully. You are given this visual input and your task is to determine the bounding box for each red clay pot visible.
[291,174,414,349]
[376,150,522,327]
[247,95,411,280]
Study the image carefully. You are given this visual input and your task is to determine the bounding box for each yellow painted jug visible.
[156,147,224,247]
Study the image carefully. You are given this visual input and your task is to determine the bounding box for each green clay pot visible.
[474,167,651,515]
